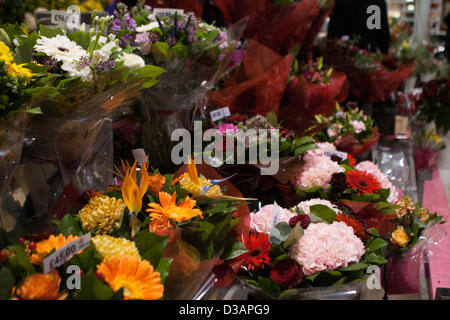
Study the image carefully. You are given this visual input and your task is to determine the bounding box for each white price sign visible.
[50,10,67,26]
[42,233,91,274]
[323,149,348,161]
[210,107,231,122]
[132,148,148,165]
[153,8,184,18]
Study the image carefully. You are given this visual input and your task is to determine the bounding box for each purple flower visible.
[111,18,122,32]
[79,56,91,69]
[229,49,245,69]
[119,33,134,47]
[95,58,116,72]
[166,34,177,47]
[124,13,137,31]
[41,56,60,73]
[187,30,198,43]
[135,33,151,55]
[148,31,161,43]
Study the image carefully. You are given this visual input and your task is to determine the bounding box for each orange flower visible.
[336,213,367,239]
[146,192,203,222]
[121,160,149,213]
[96,256,163,300]
[148,173,165,195]
[347,170,381,195]
[15,270,62,300]
[149,215,175,240]
[30,234,80,265]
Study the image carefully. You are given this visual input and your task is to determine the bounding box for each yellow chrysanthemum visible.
[15,270,62,300]
[6,62,33,81]
[30,234,80,265]
[78,195,126,234]
[0,41,14,64]
[92,235,141,261]
[96,256,164,300]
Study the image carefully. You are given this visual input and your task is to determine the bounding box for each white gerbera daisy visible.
[34,34,87,63]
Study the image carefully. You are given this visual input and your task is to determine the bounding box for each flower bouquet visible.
[315,104,380,158]
[234,201,388,300]
[199,110,318,209]
[208,40,294,116]
[215,0,333,54]
[283,57,349,121]
[0,14,165,232]
[382,196,446,295]
[0,155,254,300]
[111,0,245,172]
[417,78,450,134]
[413,129,445,172]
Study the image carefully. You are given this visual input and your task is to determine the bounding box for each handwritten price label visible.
[42,233,91,274]
[323,149,348,160]
[153,8,184,18]
[210,107,231,122]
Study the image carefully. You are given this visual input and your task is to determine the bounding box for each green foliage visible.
[309,204,337,223]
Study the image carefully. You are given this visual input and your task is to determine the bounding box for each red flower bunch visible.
[336,213,367,239]
[347,170,382,195]
[242,232,271,271]
[270,260,303,289]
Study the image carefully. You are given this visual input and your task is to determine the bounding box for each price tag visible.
[132,148,148,165]
[210,107,231,122]
[395,115,409,135]
[271,202,280,228]
[323,149,348,160]
[153,8,184,18]
[42,233,91,274]
[51,10,67,26]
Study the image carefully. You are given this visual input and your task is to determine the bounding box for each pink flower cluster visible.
[350,120,366,134]
[250,204,296,235]
[303,142,336,161]
[355,161,401,203]
[293,199,340,216]
[217,123,238,136]
[289,222,365,276]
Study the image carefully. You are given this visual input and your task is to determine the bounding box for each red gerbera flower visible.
[242,233,271,271]
[347,154,357,167]
[347,170,382,195]
[336,213,367,240]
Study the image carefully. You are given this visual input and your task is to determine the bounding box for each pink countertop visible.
[422,170,450,298]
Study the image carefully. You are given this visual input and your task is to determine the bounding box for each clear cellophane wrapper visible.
[14,79,143,232]
[140,20,247,173]
[0,113,31,236]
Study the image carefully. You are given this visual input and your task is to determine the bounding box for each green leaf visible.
[73,269,115,300]
[156,257,173,284]
[305,272,320,282]
[283,222,304,248]
[269,222,291,246]
[338,262,369,272]
[294,144,318,156]
[266,111,278,127]
[364,252,387,265]
[365,238,387,253]
[67,242,102,272]
[0,266,14,300]
[14,42,32,64]
[134,231,169,267]
[220,239,248,260]
[293,136,315,146]
[56,214,83,237]
[258,276,281,297]
[309,204,337,224]
[39,24,64,38]
[6,244,35,276]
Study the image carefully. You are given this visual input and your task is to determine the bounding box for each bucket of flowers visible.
[413,129,445,172]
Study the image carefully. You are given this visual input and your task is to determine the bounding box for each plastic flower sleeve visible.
[0,114,30,235]
[140,19,247,173]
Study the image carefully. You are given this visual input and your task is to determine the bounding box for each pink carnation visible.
[289,222,365,276]
[293,198,341,216]
[291,156,345,190]
[350,120,366,134]
[250,204,296,235]
[355,161,400,203]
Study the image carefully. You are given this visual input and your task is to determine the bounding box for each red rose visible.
[288,214,311,229]
[270,259,303,289]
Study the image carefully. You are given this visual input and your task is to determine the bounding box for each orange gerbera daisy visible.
[29,234,80,265]
[346,170,381,195]
[96,256,164,300]
[15,270,62,300]
[336,213,367,239]
[148,173,165,196]
[146,192,203,222]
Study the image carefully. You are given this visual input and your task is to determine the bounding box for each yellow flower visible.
[177,158,222,198]
[391,226,410,247]
[0,41,32,82]
[78,195,126,234]
[30,234,80,265]
[96,256,164,300]
[401,40,410,50]
[92,235,141,261]
[417,207,430,223]
[121,160,149,213]
[0,41,14,64]
[15,270,62,300]
[146,191,203,222]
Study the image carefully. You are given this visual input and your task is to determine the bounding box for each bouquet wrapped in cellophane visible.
[0,13,165,233]
[315,103,379,158]
[111,1,246,172]
[0,155,254,300]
